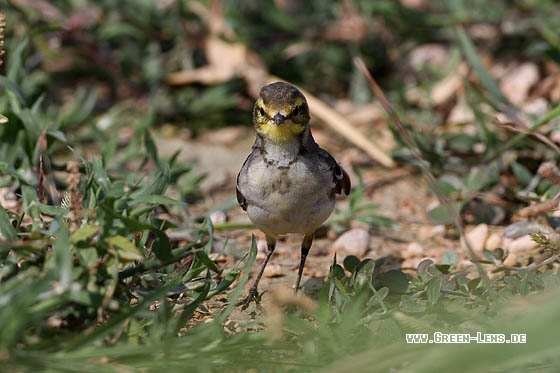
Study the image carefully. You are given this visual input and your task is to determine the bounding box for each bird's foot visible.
[237,287,263,310]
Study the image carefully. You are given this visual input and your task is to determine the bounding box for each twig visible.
[526,254,558,271]
[494,114,560,157]
[485,102,560,162]
[511,157,560,220]
[514,195,560,220]
[354,57,487,281]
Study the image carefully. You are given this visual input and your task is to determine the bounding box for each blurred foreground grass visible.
[1,0,560,371]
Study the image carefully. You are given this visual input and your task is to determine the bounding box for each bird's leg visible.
[295,232,314,293]
[239,235,276,310]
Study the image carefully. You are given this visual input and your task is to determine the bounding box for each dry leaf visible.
[495,114,560,156]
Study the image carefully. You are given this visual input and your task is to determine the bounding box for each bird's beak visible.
[273,112,286,125]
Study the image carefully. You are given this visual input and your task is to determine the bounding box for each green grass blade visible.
[216,235,258,323]
[63,281,179,352]
[0,206,18,241]
[456,25,510,106]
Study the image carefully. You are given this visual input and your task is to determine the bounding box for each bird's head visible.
[253,82,310,143]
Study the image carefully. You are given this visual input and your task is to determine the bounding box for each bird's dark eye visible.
[258,107,266,116]
[292,105,302,116]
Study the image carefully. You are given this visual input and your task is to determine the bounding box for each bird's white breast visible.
[242,152,335,236]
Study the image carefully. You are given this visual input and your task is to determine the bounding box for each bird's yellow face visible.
[253,82,310,143]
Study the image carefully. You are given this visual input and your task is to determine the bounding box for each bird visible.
[236,81,351,308]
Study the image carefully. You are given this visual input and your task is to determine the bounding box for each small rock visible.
[301,278,324,296]
[503,253,518,267]
[505,234,539,254]
[209,211,227,225]
[549,130,560,144]
[462,223,488,255]
[400,0,428,10]
[405,86,429,107]
[263,264,285,278]
[431,74,462,106]
[448,96,475,124]
[504,221,548,238]
[457,259,474,269]
[522,98,548,117]
[330,228,370,258]
[256,239,268,261]
[485,232,503,252]
[401,242,425,259]
[418,225,445,240]
[502,237,513,250]
[473,143,486,154]
[499,62,539,106]
[407,44,449,71]
[0,187,18,210]
[467,24,499,41]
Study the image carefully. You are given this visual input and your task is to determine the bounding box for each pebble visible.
[209,211,227,225]
[462,223,488,255]
[256,239,268,261]
[401,242,425,259]
[330,228,371,258]
[499,62,539,105]
[263,264,285,278]
[505,234,539,254]
[485,232,503,252]
[503,235,540,266]
[417,225,445,240]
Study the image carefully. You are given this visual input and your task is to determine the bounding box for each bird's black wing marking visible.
[236,184,247,211]
[236,144,260,211]
[333,161,351,195]
[236,159,249,211]
[318,148,351,196]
